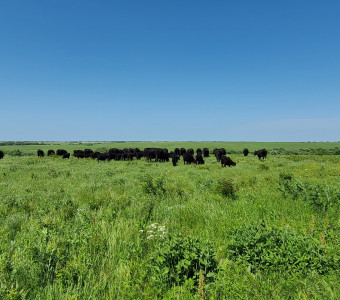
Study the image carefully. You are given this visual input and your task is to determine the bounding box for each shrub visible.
[149,235,218,287]
[216,178,237,199]
[227,223,334,275]
[278,173,340,211]
[141,174,166,196]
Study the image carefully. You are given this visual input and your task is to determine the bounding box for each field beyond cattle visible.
[0,142,339,299]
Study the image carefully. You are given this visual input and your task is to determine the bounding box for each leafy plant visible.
[149,235,218,287]
[216,178,237,199]
[227,222,334,275]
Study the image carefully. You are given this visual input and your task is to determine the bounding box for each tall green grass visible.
[0,149,339,299]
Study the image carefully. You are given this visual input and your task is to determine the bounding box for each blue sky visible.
[1,1,339,141]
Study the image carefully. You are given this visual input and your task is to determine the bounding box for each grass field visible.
[0,142,339,299]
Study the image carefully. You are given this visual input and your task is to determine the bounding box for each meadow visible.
[0,142,339,299]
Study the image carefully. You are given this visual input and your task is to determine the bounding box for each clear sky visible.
[1,1,339,141]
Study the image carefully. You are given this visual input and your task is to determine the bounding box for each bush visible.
[278,173,340,211]
[216,178,237,199]
[141,174,166,196]
[149,235,218,287]
[227,223,334,275]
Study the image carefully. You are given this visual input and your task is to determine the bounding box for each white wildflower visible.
[147,235,154,240]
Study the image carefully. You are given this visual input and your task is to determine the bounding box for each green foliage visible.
[216,178,237,199]
[227,222,335,275]
[0,144,339,298]
[148,235,218,288]
[278,173,340,211]
[141,174,166,196]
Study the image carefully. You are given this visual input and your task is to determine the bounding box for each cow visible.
[62,152,70,159]
[156,148,169,162]
[74,150,85,158]
[196,153,205,164]
[203,148,210,157]
[97,153,108,162]
[187,148,194,156]
[172,154,180,166]
[183,153,196,164]
[0,150,4,159]
[221,155,236,167]
[243,148,249,156]
[57,149,68,156]
[37,149,45,157]
[254,149,268,160]
[47,150,55,156]
[84,149,94,158]
[214,149,223,162]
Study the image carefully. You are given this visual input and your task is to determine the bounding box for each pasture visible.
[0,142,339,299]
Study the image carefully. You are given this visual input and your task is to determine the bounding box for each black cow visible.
[57,149,68,156]
[180,148,187,156]
[37,149,45,157]
[254,149,268,160]
[62,152,70,159]
[84,149,94,158]
[196,153,205,164]
[187,148,194,156]
[172,154,180,166]
[243,148,249,156]
[74,150,85,158]
[221,155,236,167]
[203,148,210,157]
[47,150,55,156]
[97,153,108,162]
[0,150,4,159]
[183,153,196,164]
[214,149,223,162]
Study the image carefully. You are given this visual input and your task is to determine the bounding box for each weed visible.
[216,178,237,199]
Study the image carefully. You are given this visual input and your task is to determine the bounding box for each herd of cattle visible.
[0,147,268,167]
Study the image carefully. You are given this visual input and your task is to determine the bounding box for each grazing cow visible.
[203,148,210,157]
[97,153,108,162]
[196,153,205,164]
[174,148,180,156]
[47,150,55,156]
[183,153,196,164]
[156,148,169,162]
[84,149,94,158]
[221,155,236,167]
[0,150,4,159]
[74,150,85,158]
[187,148,194,155]
[172,154,180,166]
[57,149,67,156]
[243,148,249,156]
[62,152,70,159]
[254,149,268,160]
[214,149,223,162]
[37,149,45,157]
[220,148,226,156]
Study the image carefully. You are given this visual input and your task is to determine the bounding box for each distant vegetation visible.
[0,142,339,299]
